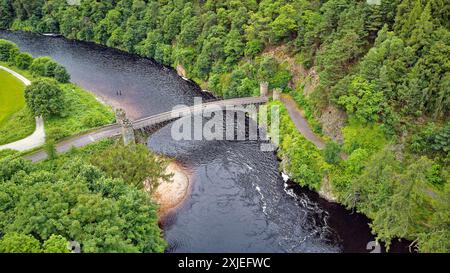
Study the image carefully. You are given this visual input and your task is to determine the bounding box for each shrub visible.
[7,47,20,63]
[53,64,70,83]
[15,52,34,69]
[324,141,342,165]
[0,39,18,61]
[30,56,69,82]
[46,127,70,141]
[44,139,58,160]
[81,114,108,128]
[30,56,54,77]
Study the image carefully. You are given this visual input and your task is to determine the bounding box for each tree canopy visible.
[0,156,166,253]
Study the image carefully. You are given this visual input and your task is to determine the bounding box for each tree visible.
[179,16,202,46]
[0,157,167,253]
[371,157,434,250]
[15,52,33,69]
[224,29,245,66]
[42,234,70,253]
[417,181,450,253]
[154,43,172,66]
[45,139,58,159]
[0,233,41,253]
[324,141,341,165]
[0,39,18,61]
[29,56,70,82]
[135,31,163,59]
[90,143,171,193]
[337,76,385,123]
[0,0,14,28]
[24,79,65,117]
[269,4,297,41]
[53,64,70,83]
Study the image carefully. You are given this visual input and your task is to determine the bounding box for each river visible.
[0,30,409,253]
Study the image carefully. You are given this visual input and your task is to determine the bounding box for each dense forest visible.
[0,141,168,253]
[0,0,448,252]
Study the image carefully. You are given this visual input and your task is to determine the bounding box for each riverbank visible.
[151,161,191,218]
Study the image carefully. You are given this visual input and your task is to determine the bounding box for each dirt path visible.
[0,65,46,152]
[280,94,326,150]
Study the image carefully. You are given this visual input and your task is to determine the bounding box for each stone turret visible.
[260,82,268,97]
[272,88,281,101]
[115,108,135,145]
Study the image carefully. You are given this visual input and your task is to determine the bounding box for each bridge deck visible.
[132,96,268,129]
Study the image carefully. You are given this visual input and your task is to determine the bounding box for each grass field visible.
[0,69,26,125]
[0,69,36,145]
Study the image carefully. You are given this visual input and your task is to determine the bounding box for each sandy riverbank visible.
[151,161,191,218]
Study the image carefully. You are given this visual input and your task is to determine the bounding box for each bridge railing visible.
[131,96,268,129]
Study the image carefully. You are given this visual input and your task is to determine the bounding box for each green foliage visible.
[417,181,450,253]
[53,64,70,83]
[43,83,115,141]
[342,119,387,154]
[0,0,14,28]
[410,122,450,159]
[44,139,57,160]
[270,4,298,41]
[90,143,171,193]
[24,79,64,117]
[42,234,70,253]
[370,156,435,250]
[323,141,341,165]
[331,147,448,252]
[0,156,167,253]
[337,76,385,123]
[0,39,18,61]
[270,101,328,191]
[0,233,41,253]
[1,59,114,143]
[14,52,33,69]
[290,89,322,134]
[30,56,70,83]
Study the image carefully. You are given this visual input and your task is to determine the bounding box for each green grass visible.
[45,83,115,140]
[0,69,26,124]
[37,138,115,169]
[0,107,36,145]
[0,69,36,145]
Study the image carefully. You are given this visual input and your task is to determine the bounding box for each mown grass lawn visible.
[0,69,25,124]
[0,69,36,145]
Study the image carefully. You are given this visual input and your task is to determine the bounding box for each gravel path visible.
[0,65,46,152]
[280,94,325,150]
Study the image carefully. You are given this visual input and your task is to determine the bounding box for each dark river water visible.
[0,30,410,253]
